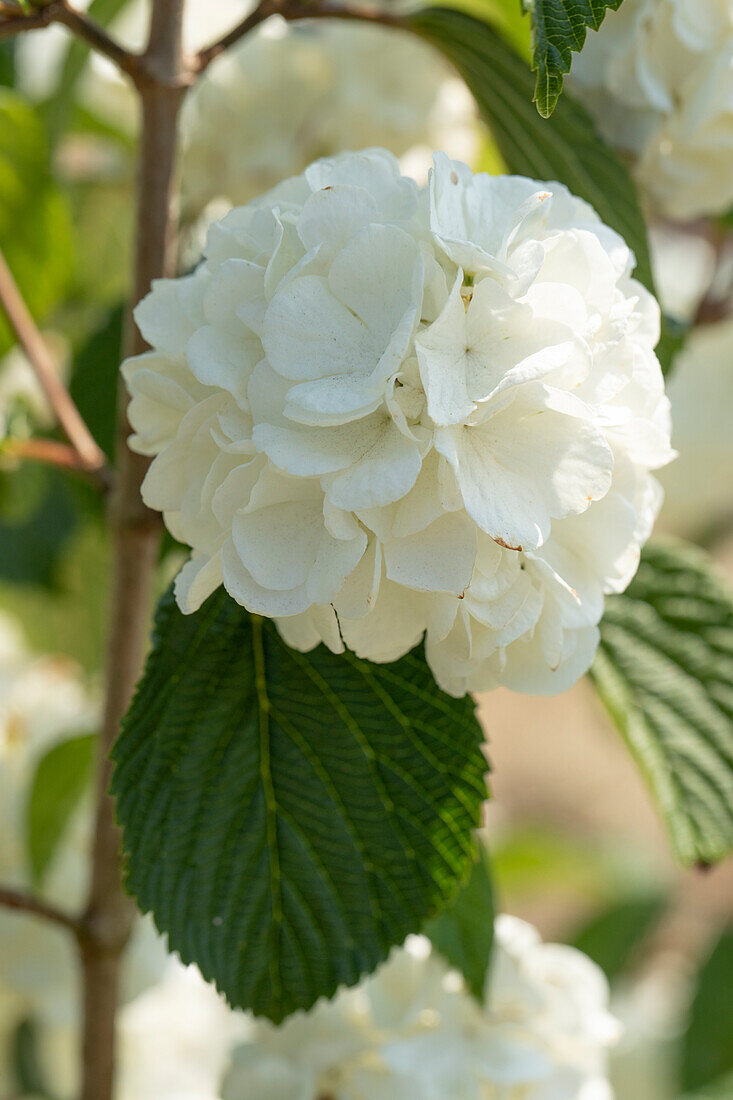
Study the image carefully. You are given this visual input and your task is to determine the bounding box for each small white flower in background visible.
[16,2,479,209]
[114,960,251,1100]
[648,225,718,326]
[223,916,620,1100]
[0,614,167,1099]
[181,21,479,213]
[0,338,65,442]
[16,0,249,129]
[609,955,690,1100]
[123,148,673,697]
[567,0,733,222]
[658,317,733,538]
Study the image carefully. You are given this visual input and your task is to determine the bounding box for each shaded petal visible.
[133,269,208,354]
[384,512,477,595]
[175,552,223,614]
[187,325,260,409]
[322,419,423,510]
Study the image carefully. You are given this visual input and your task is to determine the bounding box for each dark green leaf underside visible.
[681,928,733,1092]
[528,0,623,116]
[113,587,487,1021]
[570,893,667,982]
[592,539,733,866]
[425,837,494,999]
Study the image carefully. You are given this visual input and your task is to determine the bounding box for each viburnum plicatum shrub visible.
[568,0,733,220]
[123,148,673,697]
[226,918,620,1100]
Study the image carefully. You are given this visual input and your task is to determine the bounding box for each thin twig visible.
[0,10,49,37]
[54,0,145,81]
[1,437,113,486]
[194,0,405,73]
[0,885,83,936]
[0,0,147,83]
[0,246,110,487]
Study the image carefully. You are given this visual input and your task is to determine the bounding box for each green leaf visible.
[113,587,488,1021]
[681,928,733,1092]
[26,732,95,886]
[591,538,733,866]
[526,0,623,117]
[11,1018,53,1099]
[0,465,78,588]
[570,893,667,982]
[0,90,73,357]
[425,838,494,999]
[409,8,676,373]
[69,304,123,461]
[682,1070,733,1100]
[0,516,110,672]
[0,43,14,88]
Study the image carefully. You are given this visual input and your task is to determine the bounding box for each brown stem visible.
[0,246,110,480]
[0,3,56,39]
[0,886,83,935]
[78,4,185,1099]
[1,437,113,487]
[194,0,405,72]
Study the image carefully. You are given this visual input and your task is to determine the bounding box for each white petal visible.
[263,275,377,382]
[203,258,265,337]
[187,325,259,408]
[133,269,208,354]
[174,552,223,614]
[221,540,311,617]
[322,418,423,510]
[297,184,380,263]
[232,501,326,591]
[384,512,477,595]
[415,274,476,426]
[339,580,427,663]
[437,385,613,551]
[276,605,344,655]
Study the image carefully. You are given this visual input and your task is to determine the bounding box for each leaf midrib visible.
[251,614,284,1007]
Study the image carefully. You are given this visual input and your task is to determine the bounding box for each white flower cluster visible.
[568,0,733,221]
[0,614,166,1099]
[124,149,673,697]
[224,917,620,1100]
[181,22,477,214]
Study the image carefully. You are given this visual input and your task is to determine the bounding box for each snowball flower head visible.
[123,149,673,697]
[568,0,733,221]
[223,916,620,1099]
